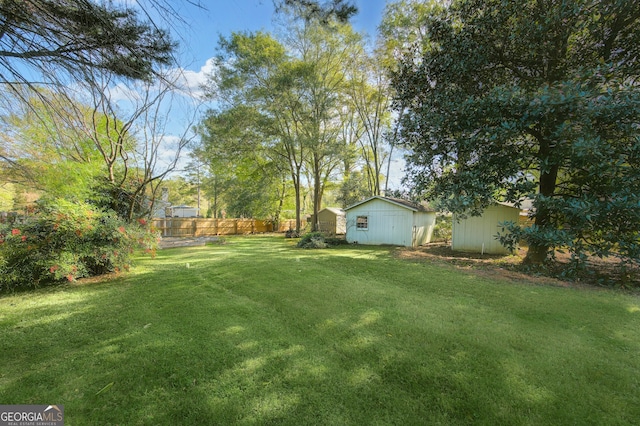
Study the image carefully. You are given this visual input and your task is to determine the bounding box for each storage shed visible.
[345,196,436,247]
[310,207,346,234]
[452,203,521,255]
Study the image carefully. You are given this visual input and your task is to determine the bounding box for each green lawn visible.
[1,235,639,425]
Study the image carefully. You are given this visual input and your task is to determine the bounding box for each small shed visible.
[452,203,521,255]
[310,207,346,234]
[345,196,436,247]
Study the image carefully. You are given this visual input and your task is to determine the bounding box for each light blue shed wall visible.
[345,198,436,247]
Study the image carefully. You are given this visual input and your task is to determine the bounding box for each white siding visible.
[346,198,436,247]
[452,204,520,254]
[412,212,437,246]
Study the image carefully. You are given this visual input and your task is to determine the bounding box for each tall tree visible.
[0,87,106,199]
[0,70,199,220]
[280,9,364,230]
[0,0,353,91]
[389,0,640,266]
[344,45,392,196]
[207,6,370,231]
[0,0,175,87]
[336,170,369,208]
[379,0,447,195]
[77,70,199,220]
[196,105,289,221]
[211,31,310,231]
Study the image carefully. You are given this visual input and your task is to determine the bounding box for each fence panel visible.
[152,217,302,237]
[254,220,272,233]
[194,219,218,237]
[171,219,195,237]
[216,219,237,235]
[277,219,307,232]
[236,219,254,234]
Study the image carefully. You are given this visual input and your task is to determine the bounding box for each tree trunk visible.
[310,152,322,231]
[384,109,402,196]
[213,177,218,219]
[293,168,302,234]
[274,176,286,232]
[524,161,559,264]
[523,240,548,265]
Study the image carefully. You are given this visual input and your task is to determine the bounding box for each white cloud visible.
[133,134,192,176]
[165,58,217,99]
[83,58,217,106]
[107,82,143,103]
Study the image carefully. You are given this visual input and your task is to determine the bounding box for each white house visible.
[167,205,200,218]
[345,196,436,247]
[452,203,521,255]
[309,207,346,234]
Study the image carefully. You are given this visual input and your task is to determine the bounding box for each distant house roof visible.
[170,205,197,210]
[345,196,434,212]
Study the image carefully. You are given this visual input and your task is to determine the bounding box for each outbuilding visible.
[451,203,521,255]
[309,207,346,234]
[345,196,436,247]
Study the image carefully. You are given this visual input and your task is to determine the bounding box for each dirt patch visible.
[395,243,640,290]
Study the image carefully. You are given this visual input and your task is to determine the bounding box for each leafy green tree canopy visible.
[197,105,287,220]
[390,0,640,265]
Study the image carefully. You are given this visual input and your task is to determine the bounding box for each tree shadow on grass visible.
[1,238,639,424]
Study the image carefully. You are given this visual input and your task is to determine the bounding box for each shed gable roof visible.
[345,196,433,212]
[320,207,345,215]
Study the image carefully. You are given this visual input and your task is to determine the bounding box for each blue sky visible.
[172,0,389,73]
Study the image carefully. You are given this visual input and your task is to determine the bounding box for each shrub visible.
[0,198,158,292]
[296,232,347,249]
[285,228,300,238]
[433,214,452,243]
[297,232,328,249]
[324,236,349,246]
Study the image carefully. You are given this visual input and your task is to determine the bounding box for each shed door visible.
[383,214,408,246]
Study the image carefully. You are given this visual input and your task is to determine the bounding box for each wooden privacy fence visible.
[152,218,307,237]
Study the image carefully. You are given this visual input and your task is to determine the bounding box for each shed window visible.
[356,216,368,230]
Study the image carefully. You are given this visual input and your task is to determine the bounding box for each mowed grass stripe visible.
[1,235,639,425]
